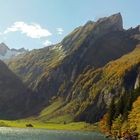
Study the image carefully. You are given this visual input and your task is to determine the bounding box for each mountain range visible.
[0,13,140,135]
[0,43,28,60]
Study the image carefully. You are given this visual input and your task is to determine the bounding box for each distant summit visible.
[0,43,28,60]
[0,43,9,56]
[96,13,123,31]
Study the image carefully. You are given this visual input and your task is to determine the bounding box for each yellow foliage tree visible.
[128,96,140,133]
[111,114,122,137]
[99,113,110,134]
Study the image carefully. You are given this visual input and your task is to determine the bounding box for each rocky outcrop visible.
[134,72,140,89]
[91,13,123,40]
[61,13,123,54]
[96,13,123,31]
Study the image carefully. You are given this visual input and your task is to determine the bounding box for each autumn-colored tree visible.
[128,96,140,133]
[99,113,110,134]
[111,114,123,137]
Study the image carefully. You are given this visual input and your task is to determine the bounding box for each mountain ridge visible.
[0,60,34,119]
[0,42,28,60]
[4,13,140,126]
[33,13,139,107]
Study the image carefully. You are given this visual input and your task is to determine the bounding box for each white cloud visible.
[4,22,52,39]
[56,28,64,35]
[43,40,52,46]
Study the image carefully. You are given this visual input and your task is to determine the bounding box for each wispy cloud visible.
[56,28,64,35]
[43,40,52,46]
[4,22,52,39]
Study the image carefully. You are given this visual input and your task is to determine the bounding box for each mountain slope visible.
[33,13,139,107]
[35,45,140,123]
[8,44,65,88]
[70,45,140,123]
[129,90,140,133]
[8,13,129,89]
[0,60,34,119]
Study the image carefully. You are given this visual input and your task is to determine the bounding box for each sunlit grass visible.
[0,119,99,131]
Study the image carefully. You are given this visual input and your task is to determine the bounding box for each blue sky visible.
[0,0,139,50]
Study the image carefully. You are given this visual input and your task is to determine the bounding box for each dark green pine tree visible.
[122,92,132,120]
[132,87,140,102]
[107,97,116,130]
[114,95,124,119]
[123,88,140,121]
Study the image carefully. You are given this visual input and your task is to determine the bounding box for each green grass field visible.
[0,119,99,131]
[0,98,99,132]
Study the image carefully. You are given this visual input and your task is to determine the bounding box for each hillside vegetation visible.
[34,46,140,124]
[99,87,140,139]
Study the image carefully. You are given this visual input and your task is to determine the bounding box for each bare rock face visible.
[97,13,123,31]
[93,13,123,37]
[61,13,123,54]
[135,72,140,89]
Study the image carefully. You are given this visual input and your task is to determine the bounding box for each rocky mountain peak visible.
[18,48,27,52]
[82,13,123,33]
[0,43,9,56]
[109,13,123,29]
[96,13,123,31]
[11,47,28,52]
[84,20,95,26]
[138,25,140,31]
[0,43,28,60]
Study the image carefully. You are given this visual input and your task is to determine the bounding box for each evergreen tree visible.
[123,92,131,120]
[114,96,124,119]
[107,97,115,130]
